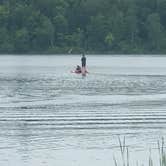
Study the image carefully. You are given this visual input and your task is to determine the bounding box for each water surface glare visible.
[0,55,166,166]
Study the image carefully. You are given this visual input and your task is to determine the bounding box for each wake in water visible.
[1,55,166,166]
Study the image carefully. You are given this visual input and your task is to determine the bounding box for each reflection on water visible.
[0,55,166,166]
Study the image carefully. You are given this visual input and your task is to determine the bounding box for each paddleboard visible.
[71,67,88,75]
[81,67,86,76]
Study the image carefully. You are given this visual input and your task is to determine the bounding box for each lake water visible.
[0,55,166,166]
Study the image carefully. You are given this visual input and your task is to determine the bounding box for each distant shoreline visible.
[0,54,166,57]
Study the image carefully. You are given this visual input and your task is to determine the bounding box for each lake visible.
[0,55,166,166]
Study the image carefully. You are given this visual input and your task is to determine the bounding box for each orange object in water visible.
[71,67,88,75]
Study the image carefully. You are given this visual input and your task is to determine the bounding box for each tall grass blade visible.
[118,137,123,156]
[127,147,129,166]
[123,136,126,155]
[158,140,162,166]
[118,136,125,166]
[149,148,153,166]
[113,156,118,166]
[162,137,164,166]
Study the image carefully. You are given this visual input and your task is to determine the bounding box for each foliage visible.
[0,0,166,54]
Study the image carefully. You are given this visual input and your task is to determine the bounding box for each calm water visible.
[0,55,166,166]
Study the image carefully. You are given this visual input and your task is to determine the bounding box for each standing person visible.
[81,53,87,76]
[81,53,86,68]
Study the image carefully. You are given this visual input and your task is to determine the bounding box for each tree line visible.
[0,0,166,54]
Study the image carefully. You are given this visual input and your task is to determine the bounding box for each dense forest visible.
[0,0,166,54]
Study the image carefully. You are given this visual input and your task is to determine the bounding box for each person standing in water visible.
[81,53,87,76]
[81,53,86,67]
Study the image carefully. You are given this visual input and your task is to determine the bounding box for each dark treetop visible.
[0,0,166,54]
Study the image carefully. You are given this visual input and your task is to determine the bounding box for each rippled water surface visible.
[0,55,166,166]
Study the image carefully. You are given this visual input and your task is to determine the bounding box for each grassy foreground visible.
[114,137,166,166]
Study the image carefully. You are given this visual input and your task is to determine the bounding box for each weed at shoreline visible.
[113,137,166,166]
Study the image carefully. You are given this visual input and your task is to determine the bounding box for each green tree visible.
[31,15,54,51]
[14,28,29,52]
[0,0,166,54]
[105,32,114,48]
[87,14,109,52]
[0,28,14,53]
[146,13,163,51]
